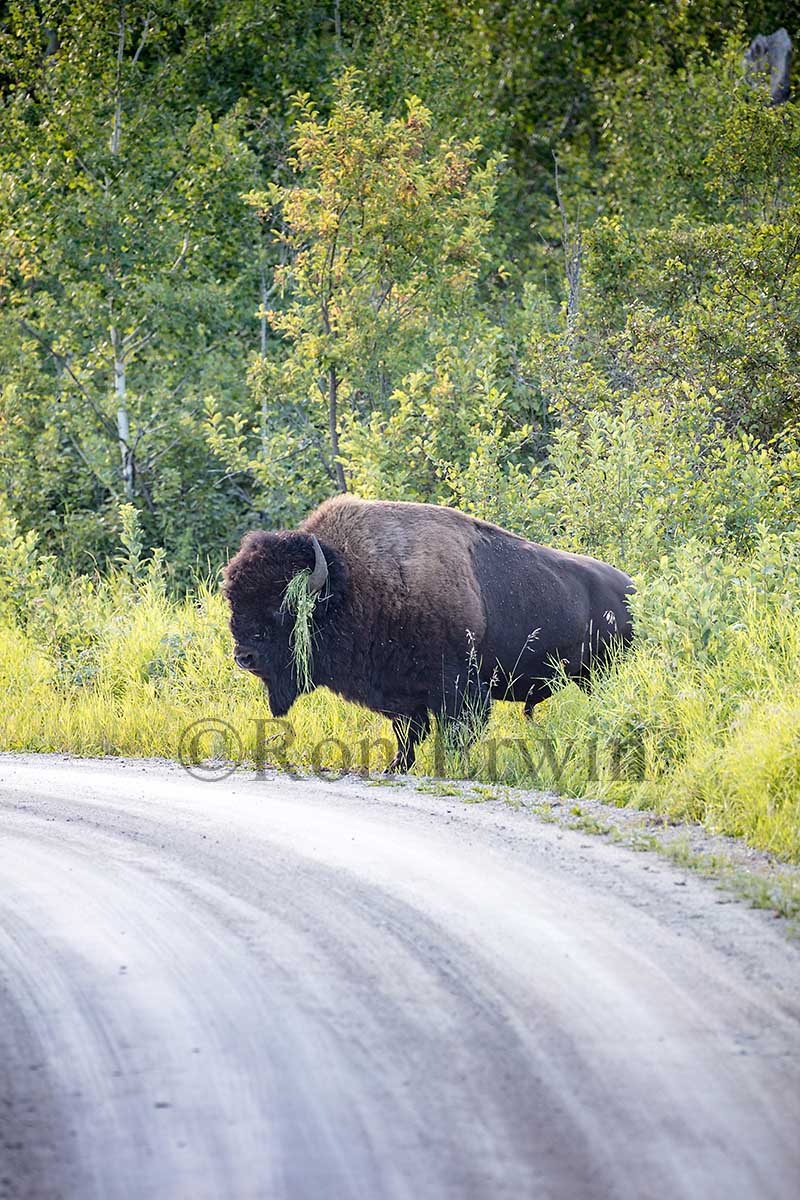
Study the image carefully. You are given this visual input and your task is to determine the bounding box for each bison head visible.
[222,530,331,716]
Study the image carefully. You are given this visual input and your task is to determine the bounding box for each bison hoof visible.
[384,756,408,774]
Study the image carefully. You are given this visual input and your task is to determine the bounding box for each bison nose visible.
[234,646,259,671]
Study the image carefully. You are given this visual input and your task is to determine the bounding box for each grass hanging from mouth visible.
[281,570,318,693]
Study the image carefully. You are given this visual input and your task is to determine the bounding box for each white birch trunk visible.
[111,326,134,500]
[111,5,125,155]
[110,4,132,500]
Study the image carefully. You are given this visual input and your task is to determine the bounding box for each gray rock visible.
[744,27,793,104]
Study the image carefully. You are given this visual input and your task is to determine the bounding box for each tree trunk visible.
[259,265,269,464]
[328,365,347,492]
[554,156,582,336]
[111,326,134,500]
[109,5,131,498]
[333,0,342,54]
[111,4,125,155]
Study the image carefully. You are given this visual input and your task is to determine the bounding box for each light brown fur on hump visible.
[300,495,486,640]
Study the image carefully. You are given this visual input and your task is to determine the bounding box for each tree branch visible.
[18,321,118,440]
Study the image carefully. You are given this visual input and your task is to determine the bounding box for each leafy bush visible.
[446,390,800,570]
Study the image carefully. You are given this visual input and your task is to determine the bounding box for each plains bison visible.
[223,496,634,770]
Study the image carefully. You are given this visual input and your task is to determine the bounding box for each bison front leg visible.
[387,708,431,773]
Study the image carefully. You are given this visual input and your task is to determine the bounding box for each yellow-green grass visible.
[2,566,799,862]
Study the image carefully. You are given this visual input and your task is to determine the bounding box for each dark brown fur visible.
[223,496,635,770]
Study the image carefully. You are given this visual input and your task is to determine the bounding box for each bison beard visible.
[223,496,635,772]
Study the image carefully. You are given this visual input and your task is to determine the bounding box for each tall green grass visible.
[1,527,799,861]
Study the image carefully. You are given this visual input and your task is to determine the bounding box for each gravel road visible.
[0,754,798,1199]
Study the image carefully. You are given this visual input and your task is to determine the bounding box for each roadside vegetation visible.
[3,502,799,861]
[1,3,798,860]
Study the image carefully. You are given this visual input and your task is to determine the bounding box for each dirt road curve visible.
[0,755,798,1200]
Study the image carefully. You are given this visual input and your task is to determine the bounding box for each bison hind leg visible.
[523,681,554,719]
[387,707,431,773]
[523,670,592,719]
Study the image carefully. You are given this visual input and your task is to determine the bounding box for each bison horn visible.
[307,534,328,594]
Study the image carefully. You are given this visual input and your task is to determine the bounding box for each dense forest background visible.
[2,2,800,859]
[1,0,798,577]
